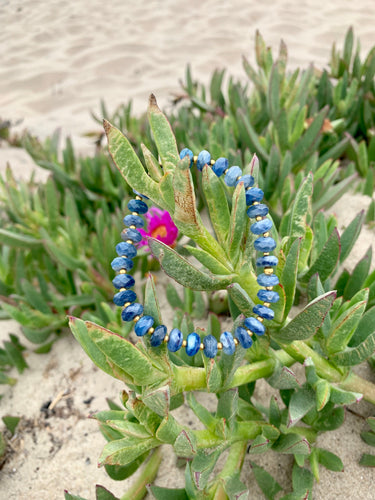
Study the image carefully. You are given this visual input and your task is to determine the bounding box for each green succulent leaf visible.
[359,453,375,467]
[250,462,282,500]
[272,433,311,455]
[148,486,188,500]
[299,229,340,284]
[99,435,159,466]
[95,485,119,500]
[288,387,316,427]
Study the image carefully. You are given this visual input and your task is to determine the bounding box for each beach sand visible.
[1,1,375,498]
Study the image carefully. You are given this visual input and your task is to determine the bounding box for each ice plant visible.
[138,206,178,250]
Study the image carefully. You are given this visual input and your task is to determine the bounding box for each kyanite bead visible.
[203,335,218,358]
[257,289,280,303]
[245,187,264,205]
[257,273,280,287]
[127,199,148,214]
[254,237,277,252]
[167,328,183,352]
[186,332,201,356]
[150,325,167,347]
[236,174,254,188]
[235,326,253,348]
[123,214,144,228]
[134,315,154,336]
[244,316,265,336]
[112,274,135,289]
[250,218,273,235]
[212,157,229,177]
[122,228,142,243]
[220,331,236,355]
[180,148,194,166]
[247,203,269,218]
[133,189,149,199]
[253,304,275,320]
[113,289,136,306]
[111,257,134,272]
[256,255,278,267]
[224,166,242,186]
[197,150,211,171]
[115,241,137,258]
[121,303,143,321]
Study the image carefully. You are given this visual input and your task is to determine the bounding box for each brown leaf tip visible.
[103,119,111,135]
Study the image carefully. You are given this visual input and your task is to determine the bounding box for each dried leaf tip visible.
[103,118,111,134]
[149,93,158,108]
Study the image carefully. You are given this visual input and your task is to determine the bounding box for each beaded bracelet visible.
[111,149,279,359]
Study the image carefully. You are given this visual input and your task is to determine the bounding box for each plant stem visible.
[211,441,248,500]
[120,447,162,500]
[340,371,375,405]
[228,359,276,388]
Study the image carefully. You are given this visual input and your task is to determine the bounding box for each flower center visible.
[151,225,167,239]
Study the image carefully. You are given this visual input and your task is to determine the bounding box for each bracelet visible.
[111,149,279,358]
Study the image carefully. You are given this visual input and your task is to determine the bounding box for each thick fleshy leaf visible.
[224,472,249,500]
[276,291,336,343]
[99,435,159,466]
[349,305,375,346]
[288,387,316,427]
[291,107,327,166]
[359,454,375,467]
[144,274,163,324]
[103,120,161,204]
[227,283,255,317]
[250,462,282,500]
[142,385,170,417]
[281,238,300,319]
[267,365,301,389]
[272,434,311,455]
[202,165,230,247]
[330,387,362,405]
[343,246,372,300]
[360,431,375,447]
[148,486,188,500]
[185,245,231,275]
[315,380,331,410]
[155,414,183,444]
[141,143,163,181]
[173,429,197,457]
[191,447,225,490]
[291,464,314,499]
[148,94,179,172]
[248,435,272,454]
[339,211,365,263]
[299,229,340,284]
[148,238,234,291]
[227,181,247,264]
[287,173,313,239]
[95,485,119,500]
[64,492,87,500]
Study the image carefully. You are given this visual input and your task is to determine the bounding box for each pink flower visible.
[139,207,178,249]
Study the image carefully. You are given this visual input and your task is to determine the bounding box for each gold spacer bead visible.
[256,216,263,222]
[132,211,138,216]
[234,338,239,346]
[246,329,253,337]
[123,302,131,308]
[217,342,223,350]
[135,195,142,200]
[236,176,242,181]
[264,267,274,275]
[126,239,134,245]
[121,254,128,258]
[133,315,141,322]
[193,155,198,163]
[252,201,259,204]
[263,252,270,256]
[164,335,169,342]
[263,231,270,237]
[263,302,271,307]
[266,286,274,291]
[148,327,155,335]
[119,269,127,274]
[200,343,205,350]
[210,159,215,165]
[246,186,253,191]
[119,288,126,292]
[129,225,136,229]
[257,316,264,323]
[223,168,229,175]
[182,340,187,347]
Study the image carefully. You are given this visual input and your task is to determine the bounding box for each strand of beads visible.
[111,150,279,359]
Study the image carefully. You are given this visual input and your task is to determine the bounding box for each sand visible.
[0,0,375,499]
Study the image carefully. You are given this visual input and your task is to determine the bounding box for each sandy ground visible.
[1,0,375,499]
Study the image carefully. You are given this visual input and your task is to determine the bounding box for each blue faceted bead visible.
[123,214,144,228]
[121,303,143,321]
[197,150,211,171]
[253,304,275,320]
[115,241,137,258]
[224,166,242,187]
[220,331,236,355]
[112,274,135,289]
[256,256,278,267]
[127,199,148,215]
[244,316,265,336]
[111,257,134,272]
[113,289,136,306]
[203,335,218,358]
[236,174,254,188]
[150,325,167,347]
[167,328,183,352]
[180,148,194,166]
[235,326,253,348]
[186,332,201,356]
[257,273,280,287]
[257,289,280,303]
[245,188,264,205]
[212,157,229,177]
[122,228,142,243]
[247,203,269,218]
[134,315,154,336]
[254,237,277,252]
[133,189,149,199]
[250,218,273,235]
